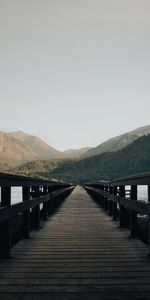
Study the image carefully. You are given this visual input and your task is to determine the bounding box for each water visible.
[125,185,148,202]
[0,185,148,205]
[137,185,148,202]
[0,187,46,210]
[11,187,23,204]
[0,187,23,205]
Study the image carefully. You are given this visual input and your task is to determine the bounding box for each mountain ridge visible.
[49,134,150,183]
[0,131,64,170]
[1,124,150,172]
[83,125,150,157]
[9,134,150,184]
[63,147,90,158]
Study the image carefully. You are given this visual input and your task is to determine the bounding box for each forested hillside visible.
[11,135,150,184]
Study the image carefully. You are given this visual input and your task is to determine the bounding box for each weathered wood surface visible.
[0,187,73,224]
[0,186,150,300]
[85,186,149,214]
[0,172,70,187]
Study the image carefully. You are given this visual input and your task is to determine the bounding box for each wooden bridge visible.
[0,173,150,299]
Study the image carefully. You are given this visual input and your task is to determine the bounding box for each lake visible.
[0,185,149,205]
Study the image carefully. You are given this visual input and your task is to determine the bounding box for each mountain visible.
[84,125,150,157]
[10,135,150,184]
[9,131,64,160]
[129,125,150,137]
[63,147,90,158]
[2,124,150,174]
[8,159,62,180]
[0,132,38,171]
[48,135,150,183]
[0,131,64,170]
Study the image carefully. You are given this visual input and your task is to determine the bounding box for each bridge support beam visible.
[104,186,108,212]
[0,187,11,258]
[130,185,138,238]
[42,186,48,220]
[108,187,113,216]
[48,186,53,214]
[148,186,150,256]
[31,186,40,229]
[112,186,118,221]
[22,186,30,239]
[119,186,126,228]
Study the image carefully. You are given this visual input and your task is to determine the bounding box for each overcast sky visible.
[0,0,150,150]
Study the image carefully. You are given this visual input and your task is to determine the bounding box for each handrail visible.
[85,186,148,215]
[0,172,71,187]
[111,172,150,186]
[86,172,150,187]
[0,172,75,258]
[84,171,150,255]
[0,187,74,224]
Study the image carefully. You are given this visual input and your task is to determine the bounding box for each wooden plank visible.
[0,186,150,299]
[110,172,150,186]
[86,172,150,187]
[85,186,149,214]
[22,187,30,239]
[0,172,73,187]
[130,185,138,237]
[0,187,11,258]
[0,187,74,224]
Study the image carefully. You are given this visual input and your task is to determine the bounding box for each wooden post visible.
[148,185,150,256]
[96,185,101,205]
[53,193,57,211]
[42,186,48,220]
[100,185,104,208]
[113,186,118,221]
[119,186,126,228]
[104,186,108,212]
[108,187,113,216]
[130,185,138,238]
[0,187,11,258]
[48,186,52,214]
[22,186,30,238]
[31,186,40,229]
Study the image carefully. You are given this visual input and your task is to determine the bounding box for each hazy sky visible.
[0,0,150,150]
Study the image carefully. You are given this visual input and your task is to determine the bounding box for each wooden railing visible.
[0,173,75,258]
[84,172,150,254]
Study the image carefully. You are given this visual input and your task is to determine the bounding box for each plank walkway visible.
[0,186,150,300]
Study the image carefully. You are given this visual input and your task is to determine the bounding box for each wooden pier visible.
[0,177,150,299]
